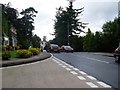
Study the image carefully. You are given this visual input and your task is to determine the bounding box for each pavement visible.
[1,52,113,88]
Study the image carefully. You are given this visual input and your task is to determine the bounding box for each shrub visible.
[28,48,41,55]
[16,50,33,58]
[2,51,11,60]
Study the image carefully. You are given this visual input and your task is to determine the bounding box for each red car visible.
[114,46,120,62]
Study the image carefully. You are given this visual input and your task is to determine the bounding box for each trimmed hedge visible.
[17,50,33,58]
[28,48,41,55]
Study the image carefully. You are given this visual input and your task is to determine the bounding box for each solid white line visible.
[1,58,50,69]
[79,71,87,75]
[70,71,78,75]
[85,57,109,64]
[87,76,97,80]
[97,82,111,88]
[86,82,98,88]
[77,76,86,80]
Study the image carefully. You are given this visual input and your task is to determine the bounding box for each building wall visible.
[118,1,120,17]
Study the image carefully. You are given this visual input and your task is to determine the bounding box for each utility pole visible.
[67,0,75,46]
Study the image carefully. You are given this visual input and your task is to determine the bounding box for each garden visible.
[1,45,41,60]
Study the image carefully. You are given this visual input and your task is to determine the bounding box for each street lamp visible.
[67,0,75,46]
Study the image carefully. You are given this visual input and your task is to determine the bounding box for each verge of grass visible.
[10,50,17,58]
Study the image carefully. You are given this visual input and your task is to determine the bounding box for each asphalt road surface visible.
[53,52,119,89]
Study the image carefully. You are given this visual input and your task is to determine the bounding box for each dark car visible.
[60,45,74,52]
[114,46,120,62]
[49,44,60,53]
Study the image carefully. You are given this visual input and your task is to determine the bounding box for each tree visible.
[101,17,120,52]
[83,28,94,51]
[17,7,38,48]
[32,34,41,48]
[53,1,87,46]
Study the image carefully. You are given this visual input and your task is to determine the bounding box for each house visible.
[1,4,17,47]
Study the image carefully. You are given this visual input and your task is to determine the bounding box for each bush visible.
[16,50,33,58]
[2,51,11,60]
[28,48,41,55]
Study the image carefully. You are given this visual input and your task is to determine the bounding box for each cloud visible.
[1,0,119,40]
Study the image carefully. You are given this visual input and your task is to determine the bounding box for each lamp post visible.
[67,0,75,46]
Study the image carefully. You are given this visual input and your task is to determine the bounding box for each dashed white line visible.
[65,68,71,71]
[86,82,98,88]
[73,68,79,71]
[62,65,67,68]
[77,76,86,80]
[58,63,63,66]
[97,82,111,88]
[87,76,97,80]
[70,71,78,75]
[85,57,109,64]
[79,71,87,75]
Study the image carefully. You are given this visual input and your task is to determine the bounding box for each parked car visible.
[114,46,120,62]
[49,44,60,53]
[60,45,74,52]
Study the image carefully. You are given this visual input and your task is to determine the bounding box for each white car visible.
[60,45,74,52]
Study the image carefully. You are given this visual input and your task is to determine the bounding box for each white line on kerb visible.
[86,82,98,88]
[97,82,111,88]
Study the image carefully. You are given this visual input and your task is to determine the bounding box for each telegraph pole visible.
[67,0,75,45]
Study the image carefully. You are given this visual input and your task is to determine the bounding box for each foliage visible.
[53,1,87,46]
[83,28,94,52]
[28,48,41,55]
[2,51,11,60]
[16,50,33,58]
[32,34,41,48]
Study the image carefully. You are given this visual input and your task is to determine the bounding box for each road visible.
[53,52,119,89]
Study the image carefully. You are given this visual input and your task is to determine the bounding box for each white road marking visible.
[73,68,79,71]
[77,76,86,80]
[1,58,50,69]
[85,57,109,64]
[87,76,97,80]
[58,63,63,66]
[70,71,78,75]
[79,71,87,75]
[65,68,71,71]
[97,82,111,88]
[86,82,98,88]
[62,65,67,68]
[68,65,74,68]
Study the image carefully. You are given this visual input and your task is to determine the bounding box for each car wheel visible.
[115,56,120,62]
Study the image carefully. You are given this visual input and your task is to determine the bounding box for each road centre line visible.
[85,57,109,64]
[70,53,110,64]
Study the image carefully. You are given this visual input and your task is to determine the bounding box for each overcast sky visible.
[1,0,119,40]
